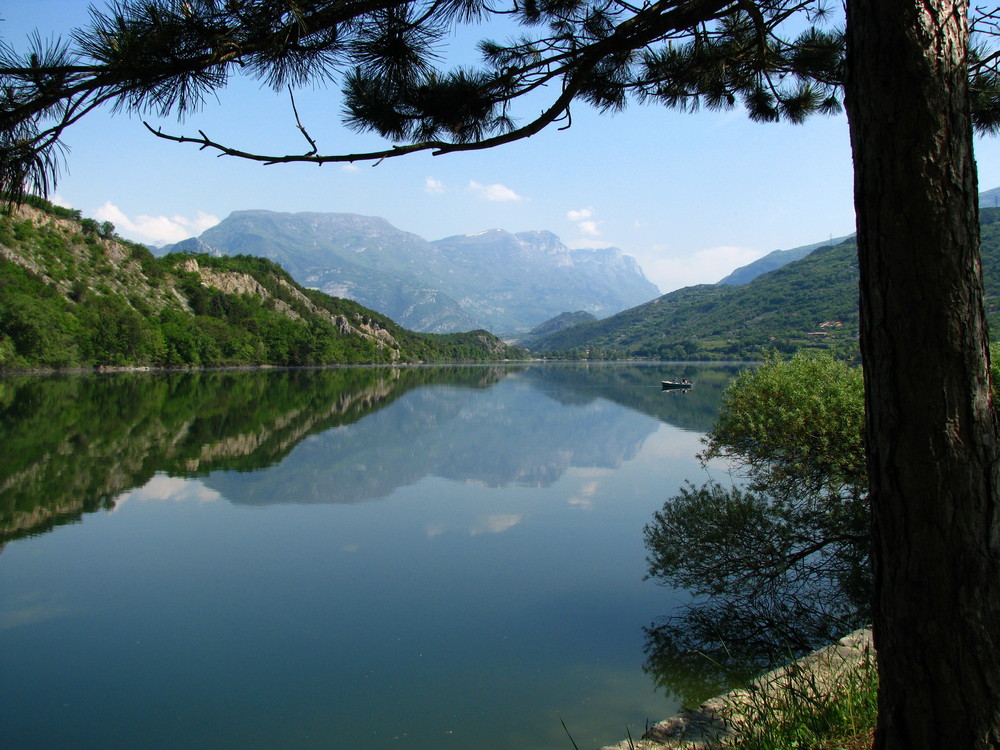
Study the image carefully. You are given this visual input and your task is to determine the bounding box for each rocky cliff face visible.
[430,228,661,332]
[178,257,400,353]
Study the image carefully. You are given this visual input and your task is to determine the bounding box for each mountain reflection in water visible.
[1,363,739,540]
[2,362,762,750]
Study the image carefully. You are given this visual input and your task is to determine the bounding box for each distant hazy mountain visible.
[160,212,478,333]
[718,235,853,285]
[529,237,863,358]
[718,184,1000,286]
[531,311,599,336]
[513,310,598,347]
[158,211,660,334]
[979,187,1000,208]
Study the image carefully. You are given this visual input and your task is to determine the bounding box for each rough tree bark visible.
[845,0,1000,747]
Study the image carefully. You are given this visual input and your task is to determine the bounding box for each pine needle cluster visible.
[2,1,1000,200]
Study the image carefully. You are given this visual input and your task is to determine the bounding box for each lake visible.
[0,362,743,750]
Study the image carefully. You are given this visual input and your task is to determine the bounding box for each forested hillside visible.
[0,199,520,370]
[531,207,1000,360]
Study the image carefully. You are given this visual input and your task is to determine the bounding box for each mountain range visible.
[9,190,1000,370]
[156,210,660,335]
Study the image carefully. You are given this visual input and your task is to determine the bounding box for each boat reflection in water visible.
[661,378,693,390]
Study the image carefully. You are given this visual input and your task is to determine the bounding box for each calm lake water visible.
[0,362,743,750]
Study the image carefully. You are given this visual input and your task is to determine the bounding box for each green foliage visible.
[534,207,1000,360]
[978,207,1000,335]
[77,294,164,365]
[0,1,867,199]
[0,256,82,368]
[10,193,82,221]
[648,482,817,594]
[1,0,999,205]
[702,351,866,499]
[0,203,521,371]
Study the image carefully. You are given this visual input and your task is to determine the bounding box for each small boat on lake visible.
[661,379,693,390]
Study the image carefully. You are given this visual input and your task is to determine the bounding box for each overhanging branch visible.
[142,68,585,163]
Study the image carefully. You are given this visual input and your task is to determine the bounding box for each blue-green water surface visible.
[0,363,739,750]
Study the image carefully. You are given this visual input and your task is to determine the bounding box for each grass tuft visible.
[725,643,877,750]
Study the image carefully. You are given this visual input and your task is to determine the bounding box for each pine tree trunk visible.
[844,1,1000,747]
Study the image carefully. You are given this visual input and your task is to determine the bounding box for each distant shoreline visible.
[0,358,762,377]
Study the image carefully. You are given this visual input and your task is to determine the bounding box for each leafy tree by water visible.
[650,338,1000,710]
[643,354,870,703]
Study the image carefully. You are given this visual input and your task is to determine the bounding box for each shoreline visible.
[0,358,757,378]
[600,629,874,750]
[0,359,540,377]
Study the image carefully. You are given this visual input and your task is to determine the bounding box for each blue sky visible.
[6,1,1000,294]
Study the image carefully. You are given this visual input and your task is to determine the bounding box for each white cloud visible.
[425,176,445,194]
[341,163,360,173]
[568,206,601,237]
[0,594,75,631]
[568,480,601,510]
[189,212,222,234]
[114,474,221,509]
[93,201,220,246]
[642,244,766,293]
[468,180,523,202]
[471,513,523,535]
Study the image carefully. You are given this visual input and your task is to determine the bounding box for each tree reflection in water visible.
[642,355,872,707]
[0,365,514,543]
[642,482,871,705]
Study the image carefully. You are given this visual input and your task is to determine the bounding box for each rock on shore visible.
[600,628,874,750]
